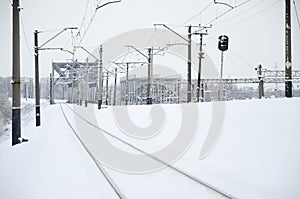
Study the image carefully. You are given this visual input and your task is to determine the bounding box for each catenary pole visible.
[187,25,192,103]
[85,57,89,107]
[125,63,129,105]
[147,48,153,104]
[197,33,205,102]
[106,71,109,105]
[114,67,117,106]
[34,30,41,126]
[285,0,292,97]
[12,0,21,145]
[98,45,103,109]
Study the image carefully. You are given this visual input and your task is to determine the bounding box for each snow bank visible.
[0,98,299,199]
[81,98,300,199]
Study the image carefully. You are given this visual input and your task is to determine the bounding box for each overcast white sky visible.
[1,0,300,78]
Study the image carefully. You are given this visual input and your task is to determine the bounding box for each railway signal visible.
[218,35,229,101]
[218,35,229,51]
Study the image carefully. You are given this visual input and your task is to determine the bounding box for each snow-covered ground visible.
[0,98,48,142]
[0,98,299,199]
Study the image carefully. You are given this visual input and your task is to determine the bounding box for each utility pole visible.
[71,50,75,104]
[33,27,77,125]
[126,45,153,105]
[78,67,83,105]
[77,68,80,105]
[12,0,21,145]
[73,45,100,107]
[113,61,146,105]
[45,78,48,101]
[197,33,207,102]
[256,64,265,99]
[194,25,210,102]
[154,24,193,103]
[147,48,153,105]
[50,63,54,104]
[187,25,192,103]
[85,58,89,107]
[186,25,206,102]
[106,71,109,105]
[177,81,181,104]
[34,30,41,126]
[71,76,74,103]
[161,85,165,104]
[114,67,117,106]
[98,45,103,109]
[125,63,129,105]
[274,62,279,96]
[49,73,53,103]
[196,33,204,102]
[285,0,292,97]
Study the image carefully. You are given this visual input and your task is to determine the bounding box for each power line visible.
[234,0,252,9]
[71,29,76,50]
[78,12,97,45]
[77,0,90,36]
[76,0,106,45]
[173,1,213,28]
[226,54,254,77]
[204,9,232,26]
[38,27,70,34]
[293,0,300,29]
[20,15,33,56]
[62,36,72,50]
[203,0,252,26]
[214,0,267,25]
[146,29,158,46]
[212,0,281,32]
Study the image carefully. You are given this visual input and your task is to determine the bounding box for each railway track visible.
[60,104,125,199]
[60,102,238,199]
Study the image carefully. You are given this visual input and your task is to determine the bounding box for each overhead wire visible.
[230,49,253,71]
[293,0,300,29]
[71,29,76,53]
[171,0,250,30]
[233,0,252,9]
[214,0,267,25]
[20,15,33,57]
[62,37,73,52]
[78,18,96,44]
[205,0,281,77]
[78,9,97,45]
[77,0,90,36]
[212,0,281,32]
[226,53,254,77]
[206,0,286,78]
[173,1,213,29]
[76,0,103,46]
[204,9,232,27]
[121,49,131,63]
[203,0,252,26]
[37,27,75,34]
[146,29,157,46]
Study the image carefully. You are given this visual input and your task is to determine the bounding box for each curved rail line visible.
[59,104,125,199]
[61,102,238,199]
